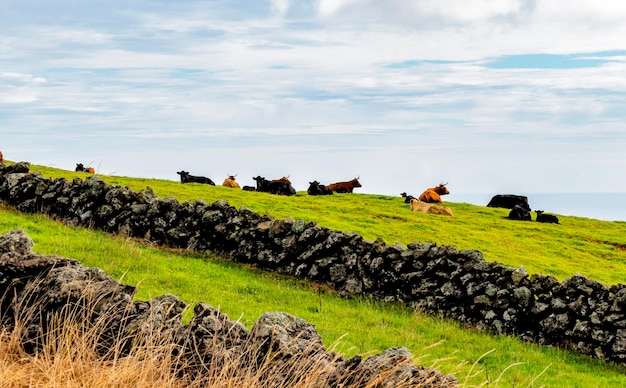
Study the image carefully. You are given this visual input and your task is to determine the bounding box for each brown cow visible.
[0,150,4,164]
[418,182,450,203]
[328,177,362,193]
[272,176,292,184]
[222,174,241,189]
[410,198,454,216]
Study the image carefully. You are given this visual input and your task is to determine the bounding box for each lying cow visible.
[409,198,454,216]
[419,183,450,203]
[0,150,4,164]
[328,177,362,193]
[222,174,241,189]
[308,181,333,195]
[177,170,215,185]
[487,194,529,209]
[509,203,532,221]
[400,192,417,204]
[272,176,297,195]
[536,210,559,224]
[75,163,95,174]
[253,176,295,195]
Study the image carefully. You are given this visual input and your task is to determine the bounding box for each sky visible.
[2,0,626,203]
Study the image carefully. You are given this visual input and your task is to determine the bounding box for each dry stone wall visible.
[1,162,626,365]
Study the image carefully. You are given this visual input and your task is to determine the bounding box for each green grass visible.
[2,162,626,386]
[32,164,626,285]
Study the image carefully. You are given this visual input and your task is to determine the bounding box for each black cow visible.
[487,194,529,209]
[400,192,417,204]
[177,171,215,185]
[253,176,295,195]
[242,185,256,191]
[308,181,333,196]
[509,203,532,221]
[536,210,559,224]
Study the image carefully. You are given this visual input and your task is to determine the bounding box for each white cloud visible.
[0,72,47,84]
[271,0,291,17]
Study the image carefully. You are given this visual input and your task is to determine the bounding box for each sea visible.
[451,193,626,223]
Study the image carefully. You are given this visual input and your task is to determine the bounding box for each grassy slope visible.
[1,163,625,386]
[35,164,626,285]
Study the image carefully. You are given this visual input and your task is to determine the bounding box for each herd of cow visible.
[487,194,560,224]
[172,170,559,223]
[1,156,556,224]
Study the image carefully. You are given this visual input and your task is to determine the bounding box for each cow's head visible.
[352,177,362,187]
[436,182,450,195]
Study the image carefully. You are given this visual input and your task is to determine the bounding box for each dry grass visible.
[0,288,454,388]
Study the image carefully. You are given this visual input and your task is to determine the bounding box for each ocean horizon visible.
[452,193,626,223]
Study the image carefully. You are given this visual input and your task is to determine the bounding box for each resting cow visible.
[419,183,450,203]
[253,176,295,195]
[487,194,529,209]
[307,181,333,196]
[400,192,417,204]
[0,150,4,164]
[222,174,241,189]
[75,163,95,174]
[177,171,215,185]
[409,198,454,216]
[509,203,532,221]
[536,210,559,224]
[328,177,362,193]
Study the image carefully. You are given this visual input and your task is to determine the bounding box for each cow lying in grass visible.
[536,210,559,224]
[400,192,417,203]
[419,182,450,203]
[177,171,215,185]
[222,175,241,189]
[409,198,454,216]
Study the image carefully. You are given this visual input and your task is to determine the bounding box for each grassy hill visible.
[29,163,626,285]
[2,162,626,386]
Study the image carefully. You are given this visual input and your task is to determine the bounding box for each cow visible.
[328,177,362,193]
[409,198,454,216]
[177,170,216,185]
[508,203,532,221]
[272,176,297,195]
[75,163,95,174]
[419,183,450,203]
[272,175,292,185]
[222,174,241,189]
[307,181,333,196]
[242,185,256,191]
[400,192,417,204]
[536,210,559,224]
[487,194,529,209]
[253,176,295,195]
[0,150,4,164]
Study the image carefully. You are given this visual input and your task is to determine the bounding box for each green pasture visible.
[30,163,626,285]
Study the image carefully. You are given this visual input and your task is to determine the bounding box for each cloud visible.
[0,72,47,84]
[271,0,291,17]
